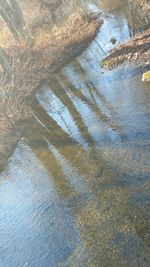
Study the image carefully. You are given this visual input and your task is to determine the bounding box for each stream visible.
[0,0,150,266]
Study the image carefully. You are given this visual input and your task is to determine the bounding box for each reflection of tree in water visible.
[26,57,149,267]
[48,77,94,145]
[1,2,148,263]
[57,107,73,135]
[85,80,123,129]
[24,118,74,198]
[25,118,149,267]
[22,76,150,267]
[27,98,100,179]
[56,67,123,134]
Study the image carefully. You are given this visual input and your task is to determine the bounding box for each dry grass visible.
[0,9,102,167]
[129,0,150,16]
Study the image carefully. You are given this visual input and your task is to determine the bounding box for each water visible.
[0,1,150,266]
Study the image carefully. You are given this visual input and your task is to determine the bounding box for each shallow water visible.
[0,1,150,266]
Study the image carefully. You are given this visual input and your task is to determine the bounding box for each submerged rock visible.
[142,71,150,82]
[110,37,116,44]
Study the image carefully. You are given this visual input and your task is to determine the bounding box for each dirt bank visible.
[101,0,150,69]
[0,9,102,171]
[101,29,150,69]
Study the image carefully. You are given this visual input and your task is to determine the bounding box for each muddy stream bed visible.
[0,0,150,266]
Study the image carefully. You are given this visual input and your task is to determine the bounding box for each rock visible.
[110,37,116,44]
[142,71,150,82]
[134,52,138,60]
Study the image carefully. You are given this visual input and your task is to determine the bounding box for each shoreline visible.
[101,29,150,69]
[101,0,150,70]
[0,13,102,172]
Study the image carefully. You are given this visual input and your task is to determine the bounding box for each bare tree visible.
[0,0,32,45]
[39,0,62,23]
[0,46,11,74]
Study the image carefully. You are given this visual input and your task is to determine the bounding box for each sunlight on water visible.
[0,0,150,266]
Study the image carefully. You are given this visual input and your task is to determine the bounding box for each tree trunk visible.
[0,47,12,74]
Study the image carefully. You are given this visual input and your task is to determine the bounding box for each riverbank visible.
[101,28,150,69]
[129,0,150,18]
[101,0,150,70]
[0,10,102,172]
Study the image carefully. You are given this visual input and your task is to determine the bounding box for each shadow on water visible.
[0,0,150,266]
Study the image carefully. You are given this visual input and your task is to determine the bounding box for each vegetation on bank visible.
[101,29,150,69]
[129,0,150,18]
[101,0,150,70]
[0,0,102,170]
[142,71,150,82]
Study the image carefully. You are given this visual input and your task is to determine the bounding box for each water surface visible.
[0,1,150,266]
